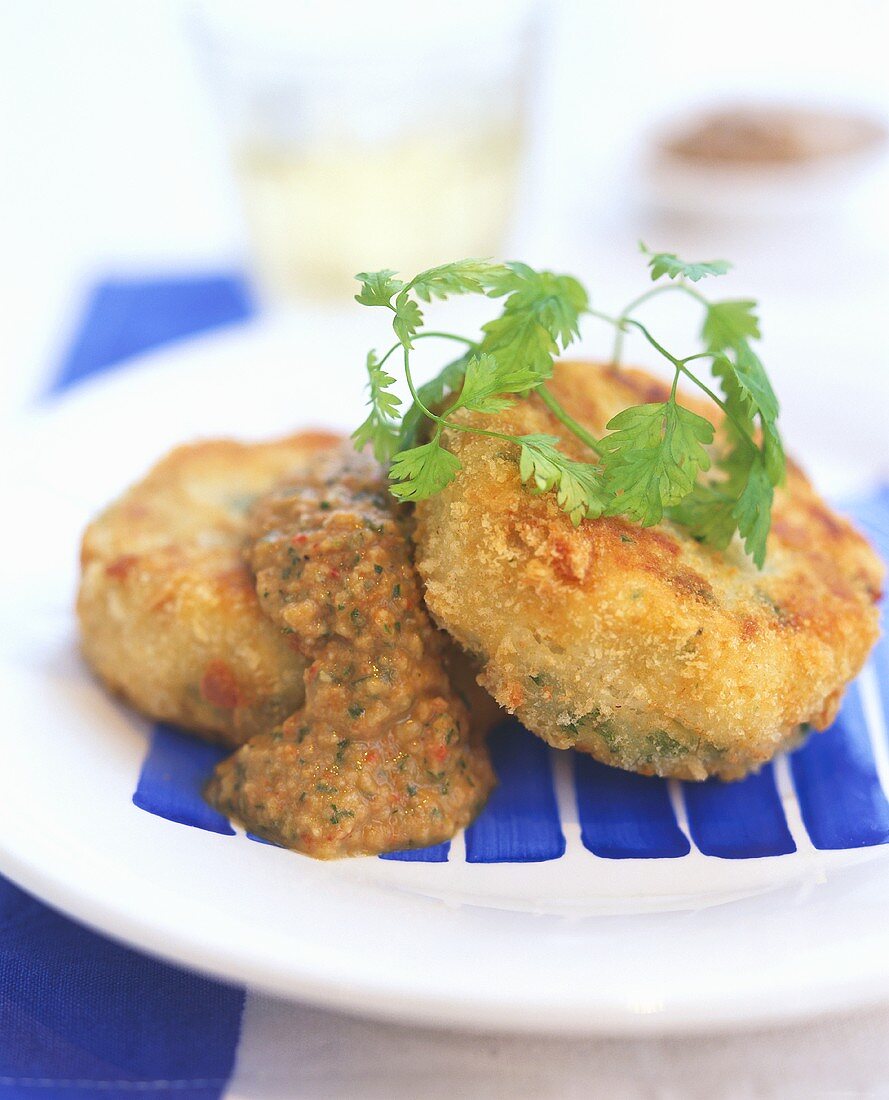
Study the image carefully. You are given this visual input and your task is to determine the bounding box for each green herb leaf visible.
[388,437,461,501]
[731,453,773,568]
[702,299,761,350]
[668,435,774,565]
[406,259,509,303]
[705,300,785,489]
[389,260,512,350]
[392,292,424,349]
[668,482,739,550]
[733,342,779,423]
[762,420,785,486]
[600,402,715,526]
[450,352,544,416]
[351,350,402,463]
[518,434,607,525]
[353,247,784,569]
[480,262,589,382]
[641,242,731,283]
[354,269,403,307]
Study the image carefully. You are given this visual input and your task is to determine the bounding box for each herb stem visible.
[671,361,727,417]
[589,306,625,330]
[401,346,521,448]
[611,283,681,365]
[609,281,708,365]
[599,311,761,451]
[620,316,683,369]
[401,346,439,423]
[538,386,602,457]
[378,332,477,369]
[419,331,478,347]
[677,283,708,306]
[674,362,759,450]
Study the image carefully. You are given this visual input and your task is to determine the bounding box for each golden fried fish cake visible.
[414,360,884,781]
[78,431,340,746]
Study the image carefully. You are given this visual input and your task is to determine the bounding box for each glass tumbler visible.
[193,1,540,302]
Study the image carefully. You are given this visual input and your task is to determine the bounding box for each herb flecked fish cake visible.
[413,361,884,781]
[78,432,340,746]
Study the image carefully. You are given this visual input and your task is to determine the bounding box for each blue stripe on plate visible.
[575,755,691,859]
[0,877,243,1099]
[464,721,565,863]
[51,275,252,393]
[246,832,282,847]
[876,638,889,728]
[683,764,796,858]
[791,683,889,850]
[848,489,889,751]
[853,505,889,593]
[380,842,451,863]
[133,724,234,835]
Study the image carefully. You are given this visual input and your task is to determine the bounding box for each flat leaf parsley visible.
[352,248,785,567]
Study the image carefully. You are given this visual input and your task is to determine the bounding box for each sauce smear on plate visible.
[205,449,494,858]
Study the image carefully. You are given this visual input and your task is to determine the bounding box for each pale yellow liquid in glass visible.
[234,120,523,301]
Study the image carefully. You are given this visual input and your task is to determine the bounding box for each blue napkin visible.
[1,276,254,1100]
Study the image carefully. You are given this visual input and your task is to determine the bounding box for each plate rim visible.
[4,822,889,1037]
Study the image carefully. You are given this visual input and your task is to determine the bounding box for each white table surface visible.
[222,997,889,1099]
[2,2,889,1096]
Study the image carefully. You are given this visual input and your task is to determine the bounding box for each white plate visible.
[1,312,888,1035]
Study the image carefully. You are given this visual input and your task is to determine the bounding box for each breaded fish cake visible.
[78,432,340,746]
[415,361,884,780]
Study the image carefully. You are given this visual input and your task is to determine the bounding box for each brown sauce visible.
[205,449,495,858]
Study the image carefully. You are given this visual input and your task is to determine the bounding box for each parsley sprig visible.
[352,244,785,567]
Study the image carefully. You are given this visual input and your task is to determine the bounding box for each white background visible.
[2,2,889,1095]
[3,0,889,416]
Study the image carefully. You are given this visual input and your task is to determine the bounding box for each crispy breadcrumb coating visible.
[78,432,340,746]
[414,361,884,780]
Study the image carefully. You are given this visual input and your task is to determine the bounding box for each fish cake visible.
[414,361,884,780]
[78,432,340,746]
